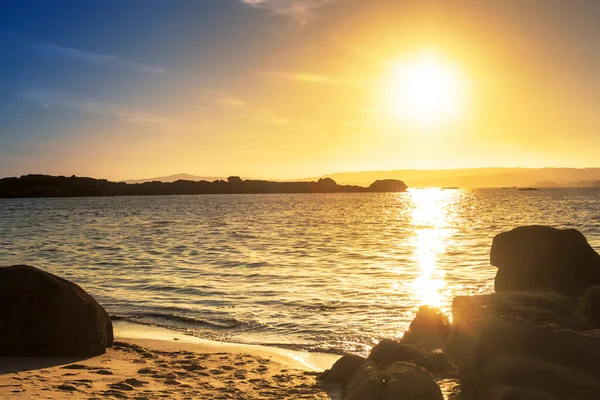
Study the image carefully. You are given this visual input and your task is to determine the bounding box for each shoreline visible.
[113,320,341,372]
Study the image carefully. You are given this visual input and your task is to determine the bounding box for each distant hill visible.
[0,175,407,198]
[304,168,600,188]
[123,173,225,184]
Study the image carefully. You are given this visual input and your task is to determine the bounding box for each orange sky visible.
[3,0,600,180]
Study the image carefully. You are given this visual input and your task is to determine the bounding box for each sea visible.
[2,188,600,357]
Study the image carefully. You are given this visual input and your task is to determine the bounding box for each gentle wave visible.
[2,188,600,356]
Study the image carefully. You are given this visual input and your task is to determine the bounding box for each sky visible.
[2,0,600,180]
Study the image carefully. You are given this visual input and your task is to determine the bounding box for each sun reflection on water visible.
[409,188,461,308]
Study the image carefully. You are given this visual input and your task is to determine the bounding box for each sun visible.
[383,52,466,126]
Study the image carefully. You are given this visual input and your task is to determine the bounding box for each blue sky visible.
[2,0,600,180]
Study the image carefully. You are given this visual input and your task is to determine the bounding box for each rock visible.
[490,386,559,400]
[0,265,113,356]
[579,285,600,327]
[368,339,429,370]
[484,355,600,399]
[368,179,408,193]
[490,226,600,296]
[450,292,600,399]
[345,361,383,400]
[319,355,367,382]
[383,361,443,400]
[424,350,455,374]
[401,306,450,351]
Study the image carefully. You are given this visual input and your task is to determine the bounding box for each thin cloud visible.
[241,0,342,22]
[204,91,248,107]
[262,71,369,87]
[36,42,167,75]
[21,89,170,124]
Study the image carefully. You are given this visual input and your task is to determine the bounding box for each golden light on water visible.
[409,188,459,308]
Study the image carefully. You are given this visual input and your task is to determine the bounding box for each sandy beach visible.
[0,322,342,399]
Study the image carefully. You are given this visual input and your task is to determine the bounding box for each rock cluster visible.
[0,264,113,357]
[323,225,600,399]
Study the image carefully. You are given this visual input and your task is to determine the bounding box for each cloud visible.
[203,91,248,107]
[262,71,369,87]
[21,89,170,124]
[36,42,167,75]
[241,0,341,22]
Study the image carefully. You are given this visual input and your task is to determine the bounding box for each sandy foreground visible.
[0,322,342,399]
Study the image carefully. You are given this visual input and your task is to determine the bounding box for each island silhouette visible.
[0,175,407,198]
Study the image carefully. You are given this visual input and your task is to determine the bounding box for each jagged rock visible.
[401,306,450,351]
[319,354,367,382]
[491,226,600,296]
[368,339,428,370]
[383,361,443,400]
[345,361,383,400]
[451,292,600,399]
[0,265,113,356]
[579,285,600,327]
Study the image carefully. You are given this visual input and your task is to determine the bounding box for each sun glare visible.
[384,52,466,126]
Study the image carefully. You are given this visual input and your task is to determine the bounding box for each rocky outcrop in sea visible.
[321,225,600,400]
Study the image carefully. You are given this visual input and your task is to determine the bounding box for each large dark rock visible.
[345,361,383,400]
[450,292,600,399]
[401,306,450,351]
[384,361,443,400]
[319,355,367,382]
[0,265,113,356]
[368,179,408,193]
[368,339,429,370]
[579,285,600,328]
[491,226,600,296]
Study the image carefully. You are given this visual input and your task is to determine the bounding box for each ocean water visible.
[2,188,600,356]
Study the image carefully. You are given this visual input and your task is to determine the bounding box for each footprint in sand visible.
[124,378,148,387]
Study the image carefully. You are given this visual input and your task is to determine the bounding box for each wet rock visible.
[0,265,113,356]
[579,285,600,327]
[490,226,600,296]
[401,306,450,351]
[383,361,443,400]
[368,339,429,370]
[345,361,383,400]
[319,355,367,382]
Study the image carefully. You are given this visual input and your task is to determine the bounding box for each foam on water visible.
[2,188,600,356]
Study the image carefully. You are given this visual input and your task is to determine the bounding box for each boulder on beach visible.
[384,361,443,400]
[345,361,384,400]
[490,226,600,296]
[0,265,113,357]
[368,339,429,370]
[319,354,368,383]
[579,285,600,328]
[450,292,600,399]
[400,305,450,351]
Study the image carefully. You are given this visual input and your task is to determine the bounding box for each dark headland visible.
[0,174,407,198]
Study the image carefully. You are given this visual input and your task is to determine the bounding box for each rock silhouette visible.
[491,225,600,296]
[400,306,450,352]
[0,174,408,198]
[0,265,113,356]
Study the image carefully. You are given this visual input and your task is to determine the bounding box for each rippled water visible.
[2,188,600,356]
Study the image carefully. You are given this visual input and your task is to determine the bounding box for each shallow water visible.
[2,188,600,356]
